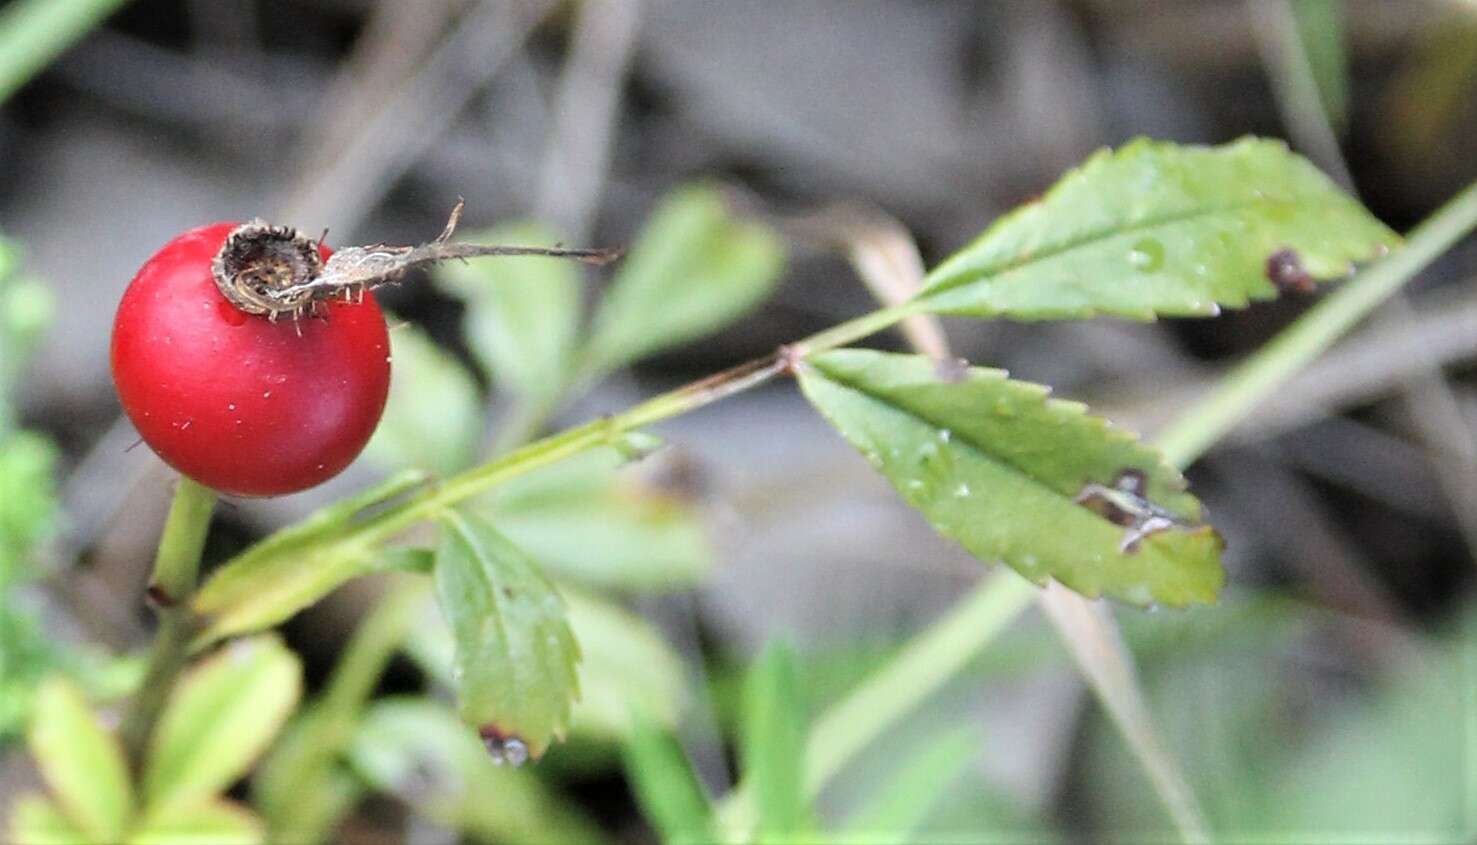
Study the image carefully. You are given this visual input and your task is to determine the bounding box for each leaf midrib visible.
[441,512,516,702]
[917,193,1345,299]
[809,362,1172,552]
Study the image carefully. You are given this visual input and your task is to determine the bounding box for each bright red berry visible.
[111,222,391,497]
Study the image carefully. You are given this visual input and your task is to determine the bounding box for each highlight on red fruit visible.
[110,222,391,497]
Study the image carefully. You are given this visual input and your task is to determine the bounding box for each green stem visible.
[353,304,920,544]
[0,0,132,106]
[260,579,430,841]
[120,476,217,762]
[1156,177,1477,467]
[804,573,1036,794]
[319,579,430,719]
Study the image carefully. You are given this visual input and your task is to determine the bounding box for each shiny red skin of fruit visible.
[111,222,391,497]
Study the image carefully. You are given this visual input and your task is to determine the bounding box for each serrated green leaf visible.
[127,800,264,845]
[366,322,481,475]
[26,678,132,843]
[435,222,583,405]
[743,642,810,842]
[434,510,581,760]
[840,726,978,839]
[349,698,607,845]
[8,793,86,845]
[410,585,688,740]
[623,711,713,845]
[143,635,301,819]
[797,349,1223,606]
[916,137,1397,320]
[0,430,57,588]
[482,449,712,589]
[191,471,429,647]
[580,184,784,379]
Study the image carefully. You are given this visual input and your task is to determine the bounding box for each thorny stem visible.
[120,476,217,763]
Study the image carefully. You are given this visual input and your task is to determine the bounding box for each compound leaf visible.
[797,349,1223,606]
[916,137,1397,320]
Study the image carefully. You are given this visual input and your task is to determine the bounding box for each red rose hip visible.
[111,222,391,497]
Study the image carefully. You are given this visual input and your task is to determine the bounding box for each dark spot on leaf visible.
[933,357,969,383]
[502,587,515,599]
[144,583,176,608]
[1265,248,1316,293]
[478,725,531,767]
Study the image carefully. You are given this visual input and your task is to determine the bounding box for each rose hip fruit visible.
[111,222,391,497]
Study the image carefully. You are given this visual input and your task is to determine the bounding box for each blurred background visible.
[2,0,1476,841]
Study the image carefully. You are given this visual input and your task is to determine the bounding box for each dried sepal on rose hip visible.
[111,202,618,497]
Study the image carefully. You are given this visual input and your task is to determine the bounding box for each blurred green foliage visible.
[14,636,300,844]
[1085,604,1474,842]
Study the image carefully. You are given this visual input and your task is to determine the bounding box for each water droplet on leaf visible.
[483,735,529,767]
[1127,238,1164,272]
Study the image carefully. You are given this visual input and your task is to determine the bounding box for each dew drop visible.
[954,482,970,497]
[267,373,288,385]
[1127,238,1164,272]
[227,403,236,411]
[262,390,272,399]
[483,735,529,767]
[938,429,952,443]
[179,420,191,431]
